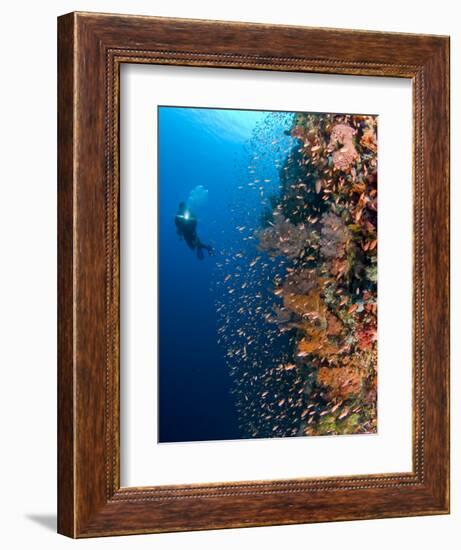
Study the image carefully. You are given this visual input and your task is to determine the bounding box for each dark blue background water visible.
[158,106,291,443]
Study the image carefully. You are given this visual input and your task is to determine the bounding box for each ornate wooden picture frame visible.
[58,12,450,538]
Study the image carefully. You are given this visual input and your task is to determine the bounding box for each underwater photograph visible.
[158,105,378,443]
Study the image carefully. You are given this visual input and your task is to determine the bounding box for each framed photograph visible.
[58,12,450,537]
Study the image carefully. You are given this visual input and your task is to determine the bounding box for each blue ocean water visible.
[158,106,294,443]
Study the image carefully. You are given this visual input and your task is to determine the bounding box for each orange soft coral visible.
[317,366,366,399]
[360,127,377,153]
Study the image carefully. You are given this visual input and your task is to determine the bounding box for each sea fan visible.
[257,212,311,260]
[319,212,350,259]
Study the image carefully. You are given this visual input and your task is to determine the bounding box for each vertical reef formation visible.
[217,111,378,439]
[256,112,378,436]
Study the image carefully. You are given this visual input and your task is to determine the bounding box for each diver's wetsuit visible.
[175,210,213,260]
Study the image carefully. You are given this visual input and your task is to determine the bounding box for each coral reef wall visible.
[218,111,378,439]
[257,112,378,436]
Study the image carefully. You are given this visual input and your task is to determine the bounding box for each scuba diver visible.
[175,202,214,260]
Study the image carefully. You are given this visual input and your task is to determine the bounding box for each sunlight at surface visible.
[171,106,269,142]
